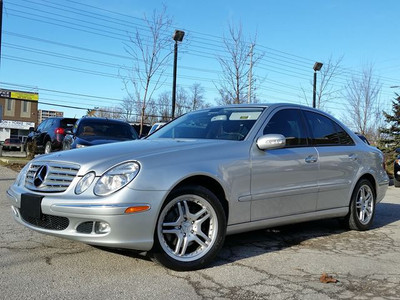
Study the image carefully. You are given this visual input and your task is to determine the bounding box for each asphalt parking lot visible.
[1,165,399,300]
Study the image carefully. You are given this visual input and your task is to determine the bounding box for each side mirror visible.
[395,148,400,154]
[256,134,286,150]
[29,127,34,133]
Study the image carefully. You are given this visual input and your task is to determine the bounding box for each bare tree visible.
[189,83,208,110]
[157,91,171,121]
[86,106,122,119]
[344,64,382,142]
[123,6,172,135]
[175,87,190,116]
[216,23,263,104]
[120,97,136,122]
[301,55,344,109]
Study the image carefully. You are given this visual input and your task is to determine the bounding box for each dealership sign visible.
[0,120,35,129]
[0,89,39,101]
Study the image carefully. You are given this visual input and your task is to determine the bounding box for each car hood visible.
[38,139,242,175]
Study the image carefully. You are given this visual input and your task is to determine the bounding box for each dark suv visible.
[25,117,77,155]
[394,148,400,188]
[62,117,138,150]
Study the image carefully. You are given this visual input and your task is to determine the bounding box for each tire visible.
[62,143,70,151]
[44,141,52,154]
[346,179,376,231]
[394,177,400,188]
[151,185,226,271]
[26,141,34,158]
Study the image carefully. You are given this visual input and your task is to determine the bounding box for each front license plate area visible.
[21,194,43,219]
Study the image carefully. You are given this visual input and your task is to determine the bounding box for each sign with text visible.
[0,89,39,101]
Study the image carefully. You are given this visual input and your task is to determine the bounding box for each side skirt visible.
[226,207,348,235]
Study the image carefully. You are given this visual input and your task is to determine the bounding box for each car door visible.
[302,110,360,210]
[250,108,319,221]
[33,119,48,151]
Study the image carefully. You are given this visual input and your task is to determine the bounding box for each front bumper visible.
[7,185,167,251]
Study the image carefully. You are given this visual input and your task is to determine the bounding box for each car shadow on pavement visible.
[211,204,400,267]
[90,203,400,270]
[373,202,400,228]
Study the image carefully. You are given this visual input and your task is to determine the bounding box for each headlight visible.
[75,172,96,195]
[15,163,30,187]
[94,162,140,196]
[76,144,87,148]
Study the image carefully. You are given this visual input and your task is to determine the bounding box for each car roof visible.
[78,117,130,125]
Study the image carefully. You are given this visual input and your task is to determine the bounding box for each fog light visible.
[94,221,110,234]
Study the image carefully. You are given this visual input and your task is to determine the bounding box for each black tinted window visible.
[60,118,77,129]
[335,124,354,145]
[303,111,340,145]
[77,121,138,139]
[37,119,47,131]
[263,109,308,146]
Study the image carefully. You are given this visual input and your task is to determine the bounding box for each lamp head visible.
[173,30,185,42]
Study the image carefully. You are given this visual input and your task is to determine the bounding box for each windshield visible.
[148,107,264,141]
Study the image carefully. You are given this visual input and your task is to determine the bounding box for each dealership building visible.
[0,89,39,142]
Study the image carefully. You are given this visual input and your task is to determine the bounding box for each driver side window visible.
[263,109,308,147]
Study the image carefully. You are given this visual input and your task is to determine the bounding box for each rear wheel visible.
[44,141,52,154]
[62,142,70,151]
[394,177,400,188]
[346,179,375,231]
[152,185,226,271]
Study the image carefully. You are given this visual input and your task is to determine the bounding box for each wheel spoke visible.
[163,228,180,235]
[196,212,211,226]
[174,234,184,255]
[179,236,190,256]
[193,207,207,220]
[193,235,208,248]
[163,202,184,227]
[196,229,212,244]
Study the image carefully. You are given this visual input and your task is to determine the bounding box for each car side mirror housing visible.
[256,134,286,150]
[29,127,34,133]
[395,148,400,154]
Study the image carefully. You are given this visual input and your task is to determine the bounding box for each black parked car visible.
[62,117,139,150]
[2,138,22,151]
[394,148,400,188]
[25,117,77,155]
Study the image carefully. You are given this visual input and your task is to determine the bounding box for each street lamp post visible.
[171,30,185,119]
[312,62,323,108]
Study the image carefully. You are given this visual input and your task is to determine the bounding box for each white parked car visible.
[7,104,389,270]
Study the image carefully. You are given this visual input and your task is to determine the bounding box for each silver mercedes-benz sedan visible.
[7,104,389,270]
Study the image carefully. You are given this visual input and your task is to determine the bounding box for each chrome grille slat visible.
[25,162,80,193]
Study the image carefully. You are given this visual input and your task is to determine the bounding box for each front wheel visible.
[152,186,226,271]
[346,179,375,231]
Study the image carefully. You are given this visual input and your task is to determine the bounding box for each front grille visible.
[76,222,94,234]
[20,210,69,230]
[25,162,80,192]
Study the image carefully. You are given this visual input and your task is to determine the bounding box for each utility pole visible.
[247,44,254,104]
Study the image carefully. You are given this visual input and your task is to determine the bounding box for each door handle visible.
[305,155,318,163]
[349,153,358,161]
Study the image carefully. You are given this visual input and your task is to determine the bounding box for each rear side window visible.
[335,124,354,145]
[303,111,353,146]
[263,109,308,147]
